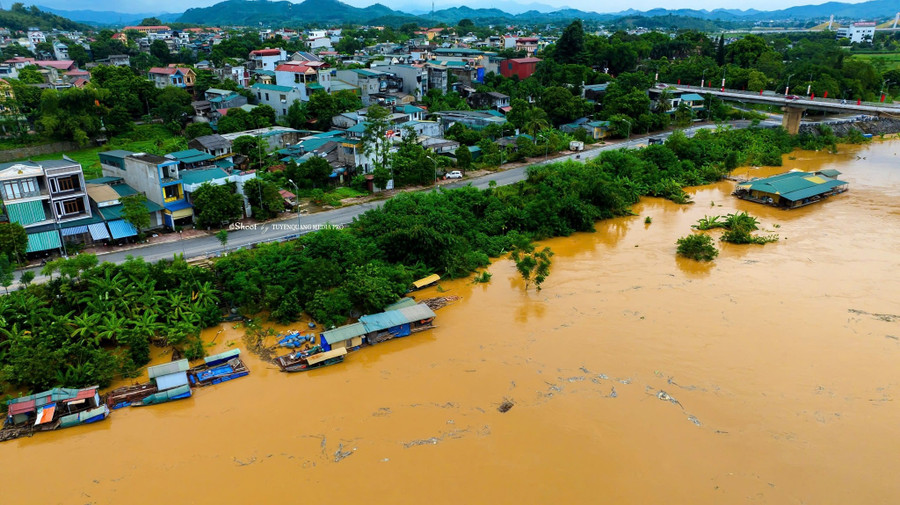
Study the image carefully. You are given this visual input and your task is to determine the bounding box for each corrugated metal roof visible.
[88,222,110,240]
[107,219,137,239]
[360,303,436,332]
[148,359,190,379]
[181,167,229,185]
[61,225,88,236]
[8,399,36,415]
[680,93,704,101]
[6,200,47,226]
[412,274,440,289]
[781,179,847,201]
[384,297,417,311]
[321,322,367,345]
[26,230,61,253]
[110,184,138,197]
[155,371,189,390]
[164,199,193,212]
[306,347,346,365]
[204,348,240,364]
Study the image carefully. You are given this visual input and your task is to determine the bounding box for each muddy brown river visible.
[4,139,899,504]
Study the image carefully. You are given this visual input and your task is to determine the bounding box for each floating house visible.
[3,386,109,441]
[732,170,848,209]
[320,302,437,350]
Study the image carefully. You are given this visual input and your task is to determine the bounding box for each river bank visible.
[2,139,899,504]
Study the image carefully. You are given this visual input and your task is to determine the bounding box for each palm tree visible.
[654,90,673,114]
[523,107,550,143]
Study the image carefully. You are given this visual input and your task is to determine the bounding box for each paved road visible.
[10,119,782,289]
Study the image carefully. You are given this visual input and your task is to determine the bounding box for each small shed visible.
[147,359,190,390]
[320,322,367,352]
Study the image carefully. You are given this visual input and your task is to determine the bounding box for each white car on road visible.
[446,171,463,179]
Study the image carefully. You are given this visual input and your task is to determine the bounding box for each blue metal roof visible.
[107,219,137,239]
[164,199,193,212]
[359,303,436,332]
[88,223,110,240]
[680,93,704,102]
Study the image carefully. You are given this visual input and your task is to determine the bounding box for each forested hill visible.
[0,3,91,32]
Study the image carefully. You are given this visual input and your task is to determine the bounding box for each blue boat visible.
[277,332,316,348]
[187,349,250,387]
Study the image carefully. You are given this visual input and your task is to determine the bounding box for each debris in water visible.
[404,437,441,448]
[333,443,353,462]
[655,390,684,409]
[579,366,591,374]
[372,407,392,417]
[609,387,618,398]
[687,415,702,427]
[848,308,899,323]
[422,296,461,310]
[233,456,257,466]
[498,399,515,413]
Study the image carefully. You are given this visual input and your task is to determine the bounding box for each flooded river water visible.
[4,139,900,504]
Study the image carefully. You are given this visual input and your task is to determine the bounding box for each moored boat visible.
[188,349,250,386]
[133,384,192,407]
[275,346,347,372]
[2,386,110,442]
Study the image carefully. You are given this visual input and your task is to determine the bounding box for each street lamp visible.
[701,68,707,88]
[536,132,549,160]
[785,73,795,96]
[424,154,439,184]
[287,178,301,232]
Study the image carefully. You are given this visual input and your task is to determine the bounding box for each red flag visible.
[823,91,828,98]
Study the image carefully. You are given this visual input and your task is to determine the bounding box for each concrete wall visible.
[0,141,80,163]
[797,118,900,138]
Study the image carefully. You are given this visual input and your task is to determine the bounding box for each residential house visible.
[52,42,69,60]
[432,110,507,130]
[250,83,305,118]
[99,151,191,227]
[189,134,233,159]
[560,119,611,140]
[148,66,196,89]
[333,68,403,106]
[27,27,45,50]
[274,62,321,97]
[466,92,510,110]
[500,57,541,80]
[367,64,427,101]
[0,158,92,255]
[95,54,131,67]
[205,88,247,109]
[516,37,539,56]
[85,178,166,237]
[249,48,287,71]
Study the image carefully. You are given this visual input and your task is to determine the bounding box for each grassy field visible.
[20,125,187,180]
[848,52,900,71]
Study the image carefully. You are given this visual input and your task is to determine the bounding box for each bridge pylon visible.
[781,106,805,135]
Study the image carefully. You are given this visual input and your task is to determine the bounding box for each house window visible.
[280,94,286,101]
[63,199,81,214]
[283,108,286,115]
[164,185,181,200]
[1,178,39,200]
[257,92,262,99]
[265,93,270,100]
[56,176,75,192]
[294,74,300,83]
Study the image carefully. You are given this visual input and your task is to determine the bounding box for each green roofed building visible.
[733,170,849,209]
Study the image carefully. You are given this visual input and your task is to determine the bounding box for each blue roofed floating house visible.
[733,170,849,209]
[320,302,437,351]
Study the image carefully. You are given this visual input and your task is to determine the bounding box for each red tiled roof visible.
[275,64,312,73]
[509,57,542,63]
[38,60,75,70]
[149,67,177,75]
[65,69,90,76]
[251,48,283,56]
[72,78,89,88]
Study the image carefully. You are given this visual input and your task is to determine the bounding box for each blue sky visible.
[28,0,868,15]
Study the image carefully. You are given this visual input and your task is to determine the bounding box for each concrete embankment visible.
[799,117,900,137]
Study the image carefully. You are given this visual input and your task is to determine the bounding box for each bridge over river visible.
[657,83,900,134]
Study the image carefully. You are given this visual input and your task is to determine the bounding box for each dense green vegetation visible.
[676,234,719,261]
[0,3,89,31]
[0,256,219,392]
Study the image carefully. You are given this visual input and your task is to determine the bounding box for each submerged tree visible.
[510,238,554,291]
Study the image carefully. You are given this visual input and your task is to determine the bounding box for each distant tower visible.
[431,0,435,27]
[827,14,834,30]
[893,12,899,29]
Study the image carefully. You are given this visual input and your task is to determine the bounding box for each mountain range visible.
[27,0,900,27]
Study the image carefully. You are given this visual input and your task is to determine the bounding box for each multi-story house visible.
[205,88,247,109]
[27,28,45,50]
[188,134,233,159]
[249,48,287,71]
[148,66,196,89]
[0,158,91,255]
[250,83,305,118]
[368,64,427,101]
[332,69,403,106]
[99,151,191,227]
